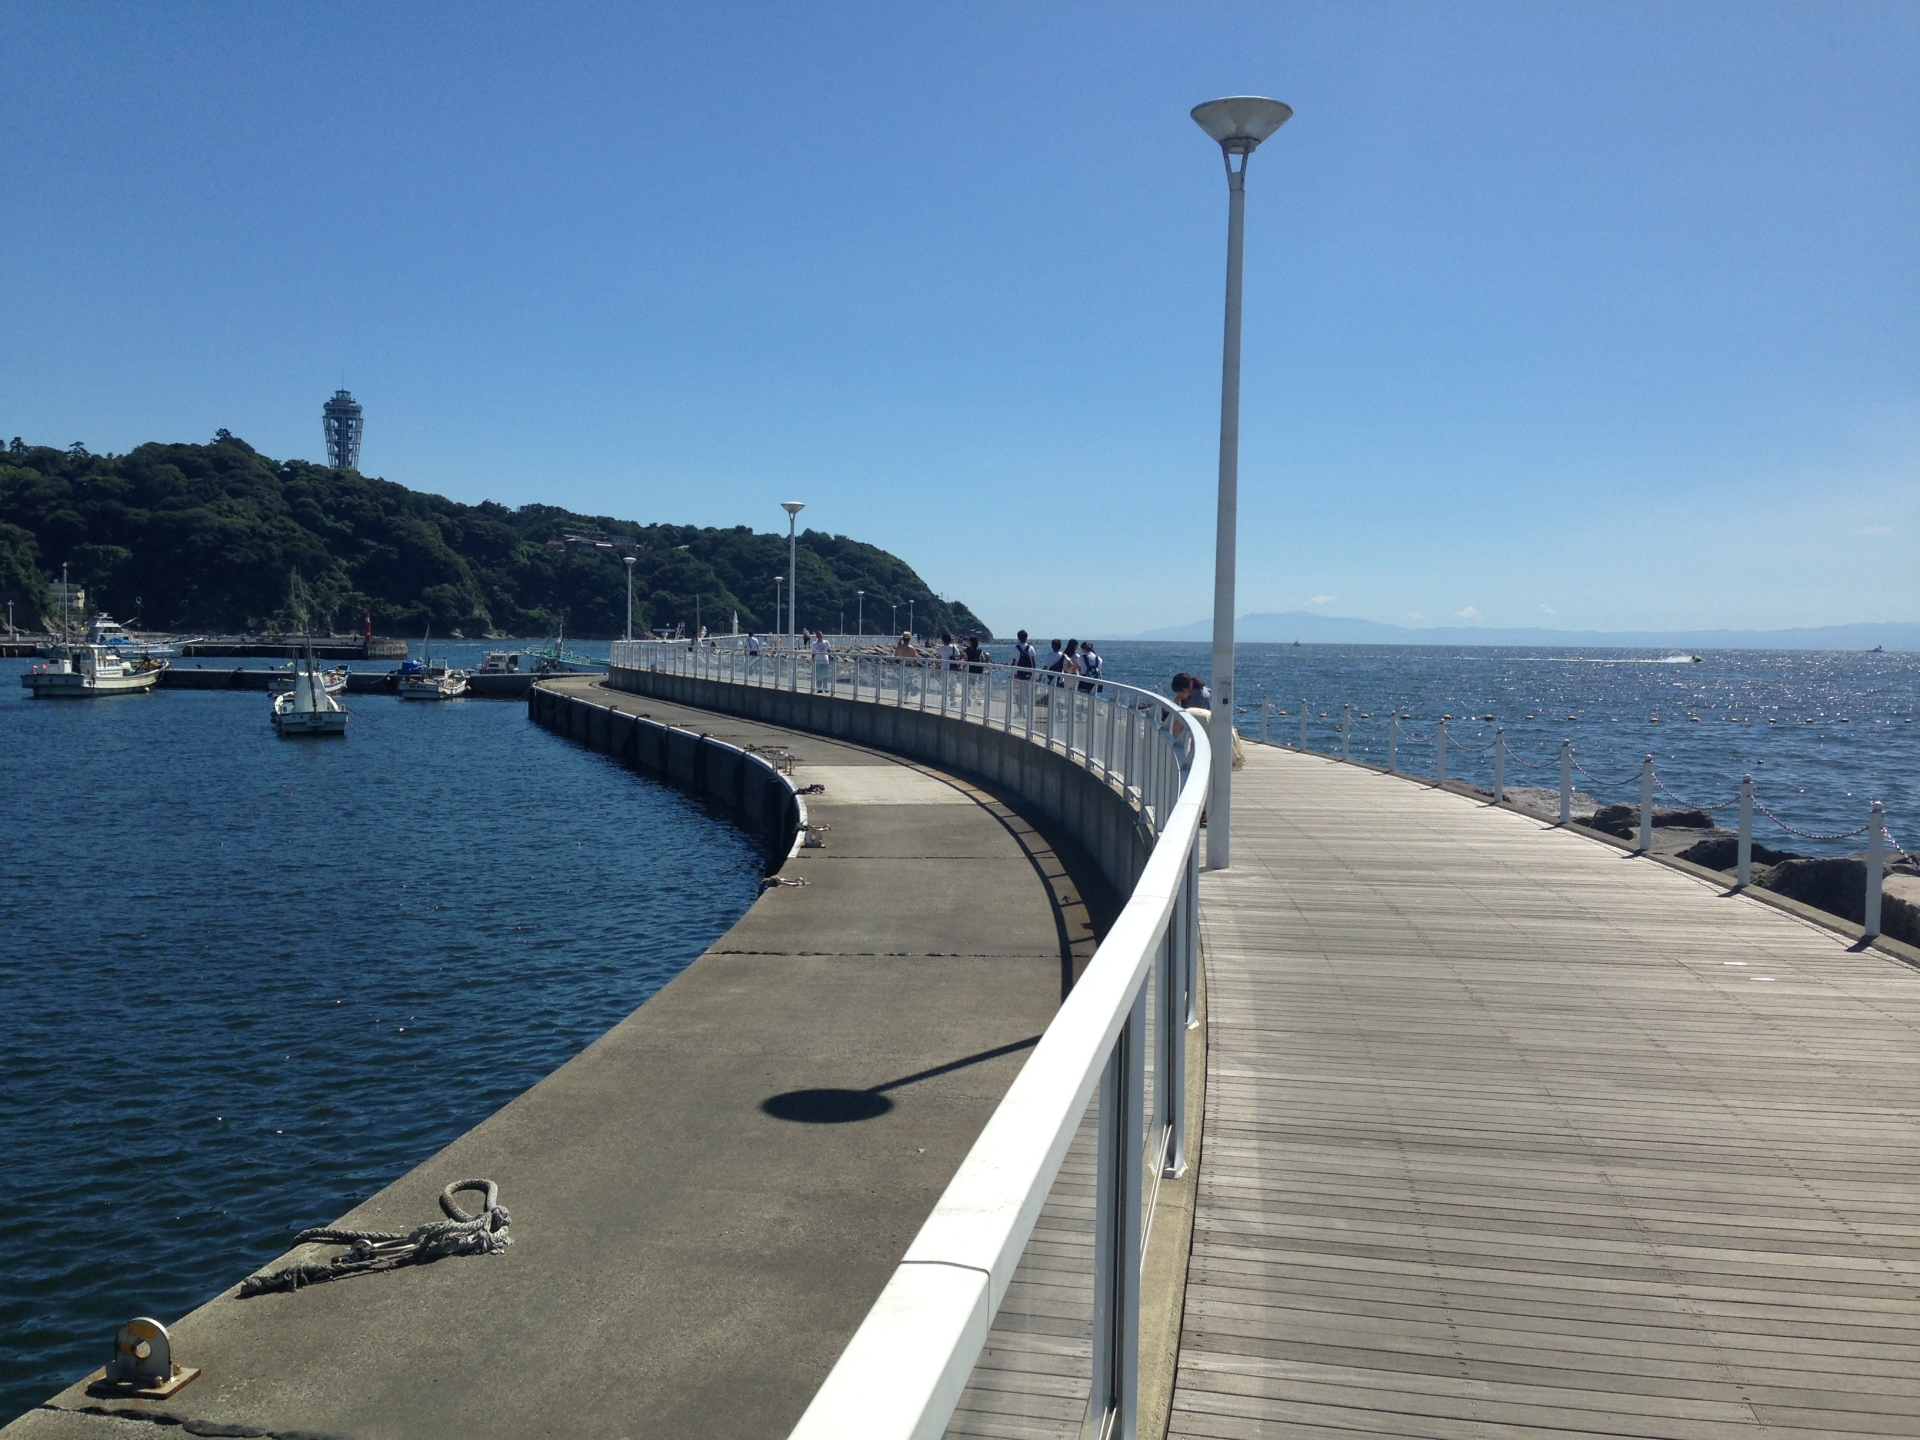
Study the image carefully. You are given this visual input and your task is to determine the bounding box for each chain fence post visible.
[1864,801,1884,941]
[1559,740,1572,824]
[1493,727,1505,803]
[1737,775,1754,887]
[1341,703,1351,762]
[1388,715,1398,773]
[1436,718,1447,787]
[1639,755,1654,854]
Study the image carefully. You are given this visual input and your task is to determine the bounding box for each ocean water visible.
[0,650,765,1423]
[1094,642,1919,854]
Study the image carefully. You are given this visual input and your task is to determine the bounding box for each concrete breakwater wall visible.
[528,681,805,861]
[605,665,1156,902]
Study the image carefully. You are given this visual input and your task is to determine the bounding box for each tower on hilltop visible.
[322,389,364,470]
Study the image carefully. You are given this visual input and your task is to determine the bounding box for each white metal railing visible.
[608,639,1210,1440]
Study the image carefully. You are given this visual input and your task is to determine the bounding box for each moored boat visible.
[272,646,350,735]
[22,645,166,697]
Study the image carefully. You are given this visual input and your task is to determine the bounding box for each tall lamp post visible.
[622,555,636,642]
[856,589,864,639]
[1192,94,1291,871]
[781,501,805,646]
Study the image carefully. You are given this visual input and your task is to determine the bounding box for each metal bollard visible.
[1864,801,1884,940]
[1737,775,1753,887]
[1436,719,1447,786]
[1388,715,1398,773]
[1259,692,1269,744]
[1341,704,1351,762]
[1299,700,1308,751]
[1493,727,1505,803]
[1639,755,1654,854]
[1559,740,1572,825]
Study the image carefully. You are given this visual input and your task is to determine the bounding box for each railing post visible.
[1299,699,1307,751]
[1159,905,1187,1179]
[1639,755,1654,854]
[1559,741,1572,824]
[1737,775,1754,887]
[1340,703,1351,762]
[1436,719,1447,786]
[1864,801,1884,940]
[1493,727,1505,803]
[1259,691,1269,745]
[1090,982,1145,1440]
[1387,714,1398,773]
[1186,840,1200,1029]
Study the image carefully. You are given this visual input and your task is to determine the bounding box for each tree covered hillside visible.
[0,434,989,640]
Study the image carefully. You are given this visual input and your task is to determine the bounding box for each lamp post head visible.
[1191,96,1292,156]
[623,555,635,568]
[781,501,805,519]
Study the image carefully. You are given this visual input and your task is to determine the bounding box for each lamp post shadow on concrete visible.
[1192,94,1291,871]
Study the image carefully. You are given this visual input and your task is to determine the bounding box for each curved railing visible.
[608,639,1211,1440]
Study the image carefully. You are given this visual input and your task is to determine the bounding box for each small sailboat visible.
[272,641,349,735]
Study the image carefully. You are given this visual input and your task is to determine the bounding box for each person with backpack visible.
[1043,638,1075,688]
[1009,630,1039,717]
[1077,640,1103,693]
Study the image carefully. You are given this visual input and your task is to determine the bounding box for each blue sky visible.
[3,2,1915,638]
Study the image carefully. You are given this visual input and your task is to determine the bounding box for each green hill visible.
[0,434,989,641]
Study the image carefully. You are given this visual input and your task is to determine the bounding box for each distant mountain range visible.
[1130,610,1920,652]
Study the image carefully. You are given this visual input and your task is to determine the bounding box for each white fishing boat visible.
[394,626,468,699]
[272,646,349,735]
[476,650,522,674]
[398,669,469,700]
[268,661,349,695]
[22,644,166,697]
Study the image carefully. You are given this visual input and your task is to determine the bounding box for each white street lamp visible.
[857,589,864,638]
[1192,94,1291,871]
[623,555,636,642]
[781,501,805,645]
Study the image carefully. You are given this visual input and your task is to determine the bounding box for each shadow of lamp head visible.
[761,1088,894,1124]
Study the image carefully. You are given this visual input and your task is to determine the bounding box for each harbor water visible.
[0,646,765,1422]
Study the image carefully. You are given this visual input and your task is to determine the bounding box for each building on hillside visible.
[323,390,364,470]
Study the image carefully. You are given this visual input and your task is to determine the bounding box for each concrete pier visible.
[5,678,1116,1440]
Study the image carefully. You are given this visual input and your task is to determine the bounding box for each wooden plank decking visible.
[1173,744,1920,1439]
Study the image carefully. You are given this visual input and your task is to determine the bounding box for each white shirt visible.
[811,638,831,659]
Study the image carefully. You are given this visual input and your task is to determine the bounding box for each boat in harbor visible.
[525,618,604,674]
[477,650,522,675]
[22,643,167,697]
[394,626,469,700]
[272,645,349,735]
[269,660,349,695]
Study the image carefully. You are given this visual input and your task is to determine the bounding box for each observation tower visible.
[322,390,364,470]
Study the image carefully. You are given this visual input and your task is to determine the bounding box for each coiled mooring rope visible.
[240,1179,511,1296]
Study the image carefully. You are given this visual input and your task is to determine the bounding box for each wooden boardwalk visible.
[1173,745,1920,1439]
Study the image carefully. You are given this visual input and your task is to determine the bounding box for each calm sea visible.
[3,639,1915,1419]
[0,644,764,1422]
[1097,642,1919,852]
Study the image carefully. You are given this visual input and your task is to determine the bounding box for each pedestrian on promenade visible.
[1043,639,1075,691]
[892,629,920,697]
[746,631,762,679]
[963,634,987,674]
[937,632,961,703]
[1078,641,1104,693]
[1010,630,1038,717]
[811,630,832,692]
[1172,672,1211,709]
